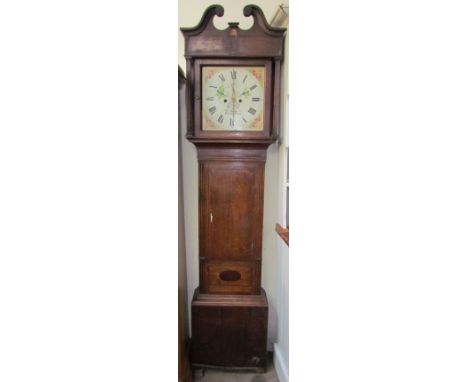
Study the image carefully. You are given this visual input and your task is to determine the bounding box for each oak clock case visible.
[181,5,285,371]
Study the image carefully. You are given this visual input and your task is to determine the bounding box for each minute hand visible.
[231,83,237,122]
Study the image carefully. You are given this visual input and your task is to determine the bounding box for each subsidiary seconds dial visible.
[202,66,265,131]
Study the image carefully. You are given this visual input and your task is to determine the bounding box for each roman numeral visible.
[242,117,247,123]
[231,70,236,79]
[219,74,225,82]
[248,107,256,115]
[209,106,216,115]
[218,115,224,123]
[206,97,214,101]
[252,97,260,102]
[229,118,234,127]
[250,85,257,90]
[209,85,217,89]
[243,75,247,83]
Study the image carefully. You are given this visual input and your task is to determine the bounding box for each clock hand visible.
[240,89,250,97]
[231,82,237,116]
[231,82,236,102]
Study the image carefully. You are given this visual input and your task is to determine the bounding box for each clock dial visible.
[202,66,265,131]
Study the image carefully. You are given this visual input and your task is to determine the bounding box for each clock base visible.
[190,287,268,370]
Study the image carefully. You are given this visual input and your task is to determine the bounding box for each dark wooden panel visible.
[199,160,264,261]
[178,67,192,382]
[181,5,285,59]
[219,270,241,282]
[191,305,223,366]
[200,259,261,294]
[191,288,268,369]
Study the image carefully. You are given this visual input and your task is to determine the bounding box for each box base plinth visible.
[190,287,268,370]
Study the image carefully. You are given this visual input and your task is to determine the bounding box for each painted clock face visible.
[202,66,265,131]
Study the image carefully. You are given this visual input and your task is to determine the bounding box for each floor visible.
[192,354,279,382]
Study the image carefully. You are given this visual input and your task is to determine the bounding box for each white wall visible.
[273,19,289,382]
[178,0,285,350]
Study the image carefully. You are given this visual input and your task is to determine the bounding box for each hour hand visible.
[231,83,237,100]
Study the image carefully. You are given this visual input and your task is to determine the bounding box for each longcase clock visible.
[181,5,285,371]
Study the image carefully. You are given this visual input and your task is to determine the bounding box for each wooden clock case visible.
[181,5,285,370]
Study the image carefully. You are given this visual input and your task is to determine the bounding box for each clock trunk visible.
[198,145,266,295]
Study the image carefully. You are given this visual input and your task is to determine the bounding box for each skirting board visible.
[273,343,288,382]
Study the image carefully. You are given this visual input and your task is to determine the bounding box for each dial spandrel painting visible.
[202,66,265,131]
